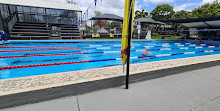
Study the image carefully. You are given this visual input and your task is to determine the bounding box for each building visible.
[0,0,82,39]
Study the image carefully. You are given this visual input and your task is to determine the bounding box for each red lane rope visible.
[0,48,81,52]
[0,53,84,58]
[0,60,90,70]
[0,45,77,48]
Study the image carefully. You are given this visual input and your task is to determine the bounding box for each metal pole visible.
[138,21,140,39]
[126,0,133,89]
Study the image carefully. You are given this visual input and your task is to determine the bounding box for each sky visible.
[51,0,217,18]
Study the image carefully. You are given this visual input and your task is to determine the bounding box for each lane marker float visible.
[1,49,220,70]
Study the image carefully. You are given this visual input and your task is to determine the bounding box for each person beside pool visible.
[142,47,153,56]
[0,30,9,44]
[0,33,2,41]
[0,30,8,41]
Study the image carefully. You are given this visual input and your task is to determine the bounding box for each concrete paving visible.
[1,65,220,111]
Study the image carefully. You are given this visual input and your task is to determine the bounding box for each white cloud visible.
[174,3,197,12]
[202,0,217,4]
[143,0,175,3]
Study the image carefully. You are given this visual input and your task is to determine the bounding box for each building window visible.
[50,9,57,16]
[18,14,24,22]
[31,7,38,14]
[17,6,23,13]
[38,8,45,15]
[23,7,30,14]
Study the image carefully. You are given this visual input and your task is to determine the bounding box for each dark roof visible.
[90,14,123,22]
[162,17,220,28]
[134,18,165,24]
[162,17,220,23]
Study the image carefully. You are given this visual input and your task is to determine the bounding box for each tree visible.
[94,11,102,16]
[93,11,106,28]
[191,0,220,18]
[174,10,193,19]
[135,9,148,19]
[150,4,175,21]
[107,21,121,28]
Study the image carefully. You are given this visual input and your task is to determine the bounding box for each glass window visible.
[17,6,23,13]
[48,16,57,23]
[43,15,47,22]
[2,5,9,19]
[31,7,38,14]
[38,8,45,15]
[0,5,3,18]
[38,16,43,22]
[57,17,61,23]
[61,10,68,17]
[68,11,76,17]
[46,9,51,15]
[9,6,16,14]
[50,9,57,16]
[18,14,24,22]
[30,15,38,22]
[23,7,30,13]
[23,14,31,22]
[56,10,62,17]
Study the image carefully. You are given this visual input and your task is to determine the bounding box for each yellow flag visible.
[121,0,135,65]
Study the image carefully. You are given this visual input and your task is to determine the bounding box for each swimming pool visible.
[0,40,220,79]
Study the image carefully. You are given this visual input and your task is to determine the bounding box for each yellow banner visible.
[121,0,135,65]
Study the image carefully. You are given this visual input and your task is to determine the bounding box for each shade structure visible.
[90,14,123,22]
[162,17,220,28]
[134,18,165,24]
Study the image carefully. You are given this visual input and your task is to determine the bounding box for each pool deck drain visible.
[0,54,220,109]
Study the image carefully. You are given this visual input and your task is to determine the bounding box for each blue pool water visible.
[0,40,220,79]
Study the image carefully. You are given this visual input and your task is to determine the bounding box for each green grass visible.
[85,35,183,40]
[151,35,182,40]
[86,37,122,40]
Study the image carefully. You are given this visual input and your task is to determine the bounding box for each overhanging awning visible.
[162,17,220,28]
[134,18,165,24]
[90,14,123,22]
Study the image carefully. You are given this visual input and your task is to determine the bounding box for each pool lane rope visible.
[0,45,77,49]
[10,53,119,65]
[1,46,219,58]
[0,49,220,70]
[0,44,219,53]
[0,42,218,49]
[0,48,82,52]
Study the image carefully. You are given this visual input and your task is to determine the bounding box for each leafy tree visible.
[93,11,106,28]
[94,11,102,16]
[174,10,193,19]
[150,4,175,21]
[135,9,148,19]
[107,21,121,28]
[191,0,220,18]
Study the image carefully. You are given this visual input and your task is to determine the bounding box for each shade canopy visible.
[90,14,123,22]
[134,18,165,24]
[162,17,220,28]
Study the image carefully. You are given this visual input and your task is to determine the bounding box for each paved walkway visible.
[1,65,220,111]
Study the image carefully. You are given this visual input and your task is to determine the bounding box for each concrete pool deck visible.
[1,63,220,111]
[0,53,220,109]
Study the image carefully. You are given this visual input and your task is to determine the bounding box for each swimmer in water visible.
[162,43,169,47]
[142,48,153,56]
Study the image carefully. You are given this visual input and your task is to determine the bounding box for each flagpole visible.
[126,0,133,89]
